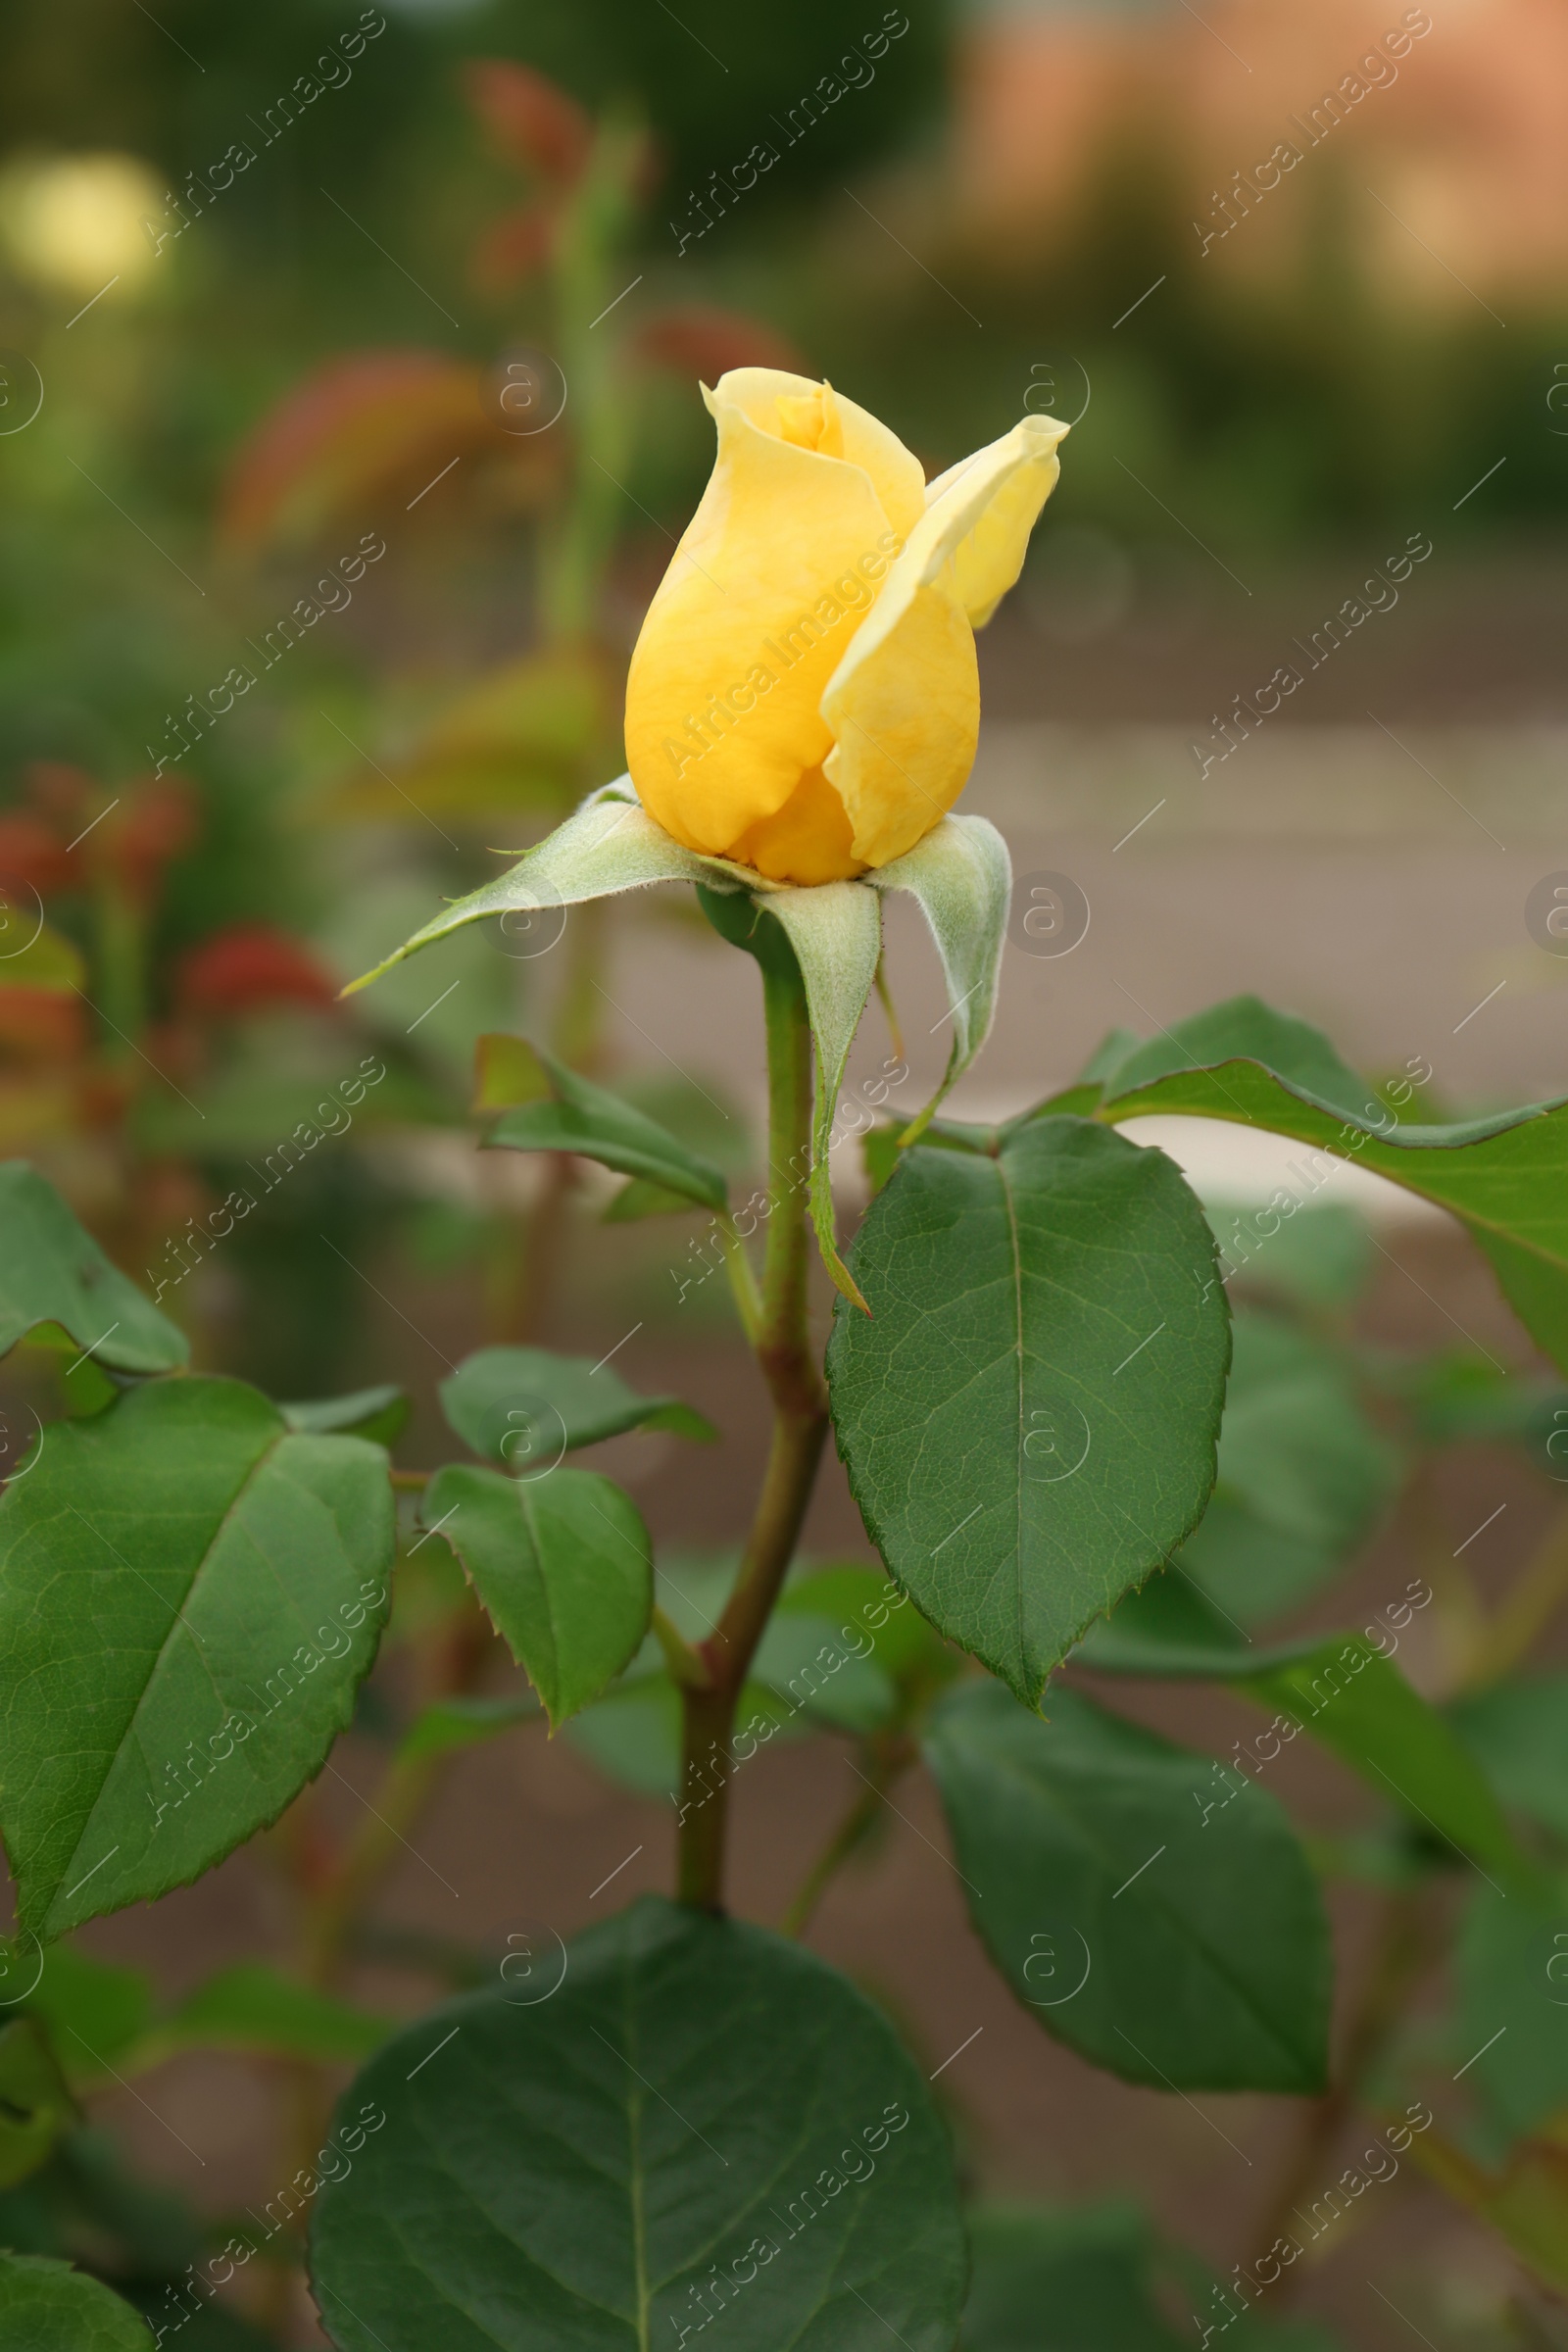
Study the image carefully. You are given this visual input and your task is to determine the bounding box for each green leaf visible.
[1089,995,1568,1373]
[864,813,1009,1140]
[1081,1593,1532,1887]
[0,1376,394,1938]
[1072,1569,1317,1678]
[923,1682,1331,2093]
[0,2020,74,2188]
[1078,1027,1143,1085]
[759,1566,959,1734]
[281,1384,411,1446]
[564,1673,687,1796]
[1097,996,1396,1124]
[1240,1638,1530,1887]
[1469,1229,1568,1375]
[963,2203,1187,2351]
[962,2203,1343,2352]
[0,2119,213,2279]
[564,1555,808,1796]
[1451,1676,1568,1843]
[1453,1883,1568,2152]
[420,1465,653,1729]
[21,1945,154,2085]
[618,1070,753,1175]
[59,1348,120,1419]
[1228,1202,1374,1312]
[568,1674,808,1799]
[0,2251,151,2347]
[439,1344,715,1466]
[1391,1350,1568,1462]
[1175,1312,1401,1627]
[0,1163,187,1375]
[159,1963,393,2066]
[0,919,85,995]
[752,1612,899,1737]
[481,1036,728,1214]
[395,1691,541,1767]
[600,1177,700,1223]
[777,1568,956,1693]
[860,1121,904,1200]
[310,1895,966,2351]
[827,1117,1230,1707]
[860,1109,1039,1201]
[763,878,883,1310]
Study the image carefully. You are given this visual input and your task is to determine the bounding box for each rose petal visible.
[712,368,927,541]
[624,388,899,858]
[922,414,1070,625]
[821,416,1068,866]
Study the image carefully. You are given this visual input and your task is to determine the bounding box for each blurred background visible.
[1,0,1566,2344]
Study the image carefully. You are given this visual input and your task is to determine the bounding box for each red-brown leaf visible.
[177,923,339,1017]
[0,813,72,899]
[632,305,808,382]
[220,351,502,551]
[462,60,592,187]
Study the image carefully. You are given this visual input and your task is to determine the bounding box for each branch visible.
[782,1736,913,1937]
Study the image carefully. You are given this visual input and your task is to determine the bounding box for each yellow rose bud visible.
[624,369,1068,885]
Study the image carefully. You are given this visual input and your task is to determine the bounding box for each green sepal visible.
[865,812,1010,1143]
[340,781,708,993]
[699,882,881,1309]
[763,880,883,1309]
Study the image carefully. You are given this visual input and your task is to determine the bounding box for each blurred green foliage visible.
[0,0,1561,1413]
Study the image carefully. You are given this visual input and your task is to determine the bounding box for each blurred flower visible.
[0,151,162,299]
[624,370,1068,884]
[176,924,339,1019]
